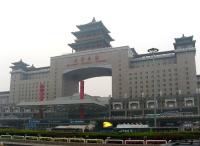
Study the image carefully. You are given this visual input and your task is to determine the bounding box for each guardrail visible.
[125,140,145,144]
[146,140,167,144]
[105,139,124,144]
[0,134,168,145]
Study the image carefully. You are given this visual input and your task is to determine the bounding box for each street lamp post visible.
[148,48,159,127]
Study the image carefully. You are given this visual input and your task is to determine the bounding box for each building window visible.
[113,102,123,110]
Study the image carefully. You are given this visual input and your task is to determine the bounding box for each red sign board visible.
[67,55,106,67]
[39,82,45,102]
[80,80,84,100]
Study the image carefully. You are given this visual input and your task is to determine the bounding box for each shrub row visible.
[0,128,199,140]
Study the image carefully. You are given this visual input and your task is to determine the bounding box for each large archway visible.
[62,66,112,97]
[84,76,112,97]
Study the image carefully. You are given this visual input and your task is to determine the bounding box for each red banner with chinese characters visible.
[39,82,45,101]
[80,80,84,100]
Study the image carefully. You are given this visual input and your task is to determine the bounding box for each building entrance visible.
[62,66,112,96]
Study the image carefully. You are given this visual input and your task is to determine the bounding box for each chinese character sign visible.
[39,82,45,102]
[80,80,84,100]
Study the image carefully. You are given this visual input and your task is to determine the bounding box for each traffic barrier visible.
[38,136,54,141]
[0,135,12,140]
[69,138,85,143]
[146,140,167,144]
[54,137,68,142]
[12,135,25,140]
[86,139,104,144]
[105,139,124,144]
[125,140,145,144]
[0,134,168,145]
[25,136,39,141]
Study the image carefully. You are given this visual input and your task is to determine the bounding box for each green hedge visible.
[0,128,199,140]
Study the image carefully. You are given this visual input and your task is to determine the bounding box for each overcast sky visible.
[0,0,200,97]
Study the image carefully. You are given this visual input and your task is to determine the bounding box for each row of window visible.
[130,59,176,68]
[128,67,190,75]
[112,98,195,110]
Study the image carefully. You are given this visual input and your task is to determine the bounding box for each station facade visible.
[0,18,199,127]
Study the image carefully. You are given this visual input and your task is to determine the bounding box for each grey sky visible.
[0,0,199,97]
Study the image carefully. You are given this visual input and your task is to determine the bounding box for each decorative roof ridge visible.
[76,18,110,33]
[12,59,29,66]
[175,34,193,41]
[72,26,111,34]
[76,18,101,27]
[173,34,196,49]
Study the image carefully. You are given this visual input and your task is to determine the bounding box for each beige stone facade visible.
[129,48,197,99]
[9,37,198,105]
[9,66,50,104]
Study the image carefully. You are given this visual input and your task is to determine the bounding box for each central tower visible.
[69,18,114,52]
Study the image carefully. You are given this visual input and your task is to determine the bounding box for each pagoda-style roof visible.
[74,33,113,43]
[12,59,29,66]
[76,17,110,33]
[173,34,196,49]
[72,28,114,41]
[69,18,114,52]
[10,59,50,73]
[69,38,111,51]
[10,59,29,71]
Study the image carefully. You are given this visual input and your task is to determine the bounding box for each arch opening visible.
[62,67,112,97]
